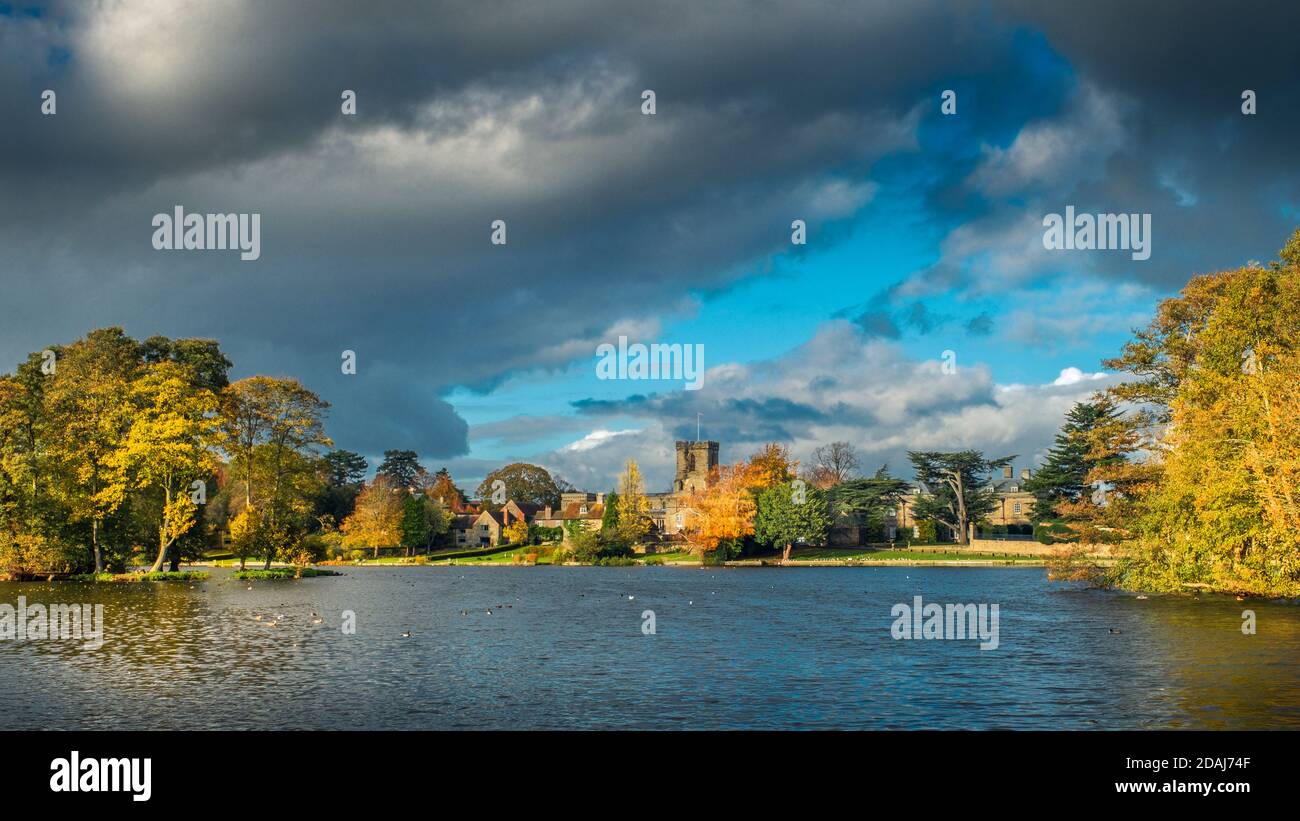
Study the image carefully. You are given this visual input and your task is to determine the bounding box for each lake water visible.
[2,566,1297,730]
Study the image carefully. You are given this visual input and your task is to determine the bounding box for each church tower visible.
[674,440,719,493]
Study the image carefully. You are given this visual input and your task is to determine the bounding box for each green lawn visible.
[233,567,341,579]
[787,547,1045,563]
[433,544,559,565]
[69,570,211,582]
[646,550,701,564]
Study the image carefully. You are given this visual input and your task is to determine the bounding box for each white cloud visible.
[500,320,1124,490]
[562,428,642,452]
[1052,366,1107,386]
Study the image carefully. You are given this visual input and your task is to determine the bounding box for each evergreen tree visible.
[399,494,431,556]
[1022,399,1123,521]
[600,490,620,536]
[828,465,911,538]
[907,451,1014,545]
[377,450,425,491]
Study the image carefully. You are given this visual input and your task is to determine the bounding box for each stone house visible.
[531,498,605,543]
[888,466,1038,541]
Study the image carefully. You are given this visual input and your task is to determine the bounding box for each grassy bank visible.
[421,545,1052,566]
[233,568,341,580]
[68,570,211,583]
[784,547,1048,563]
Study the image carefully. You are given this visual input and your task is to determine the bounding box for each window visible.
[1013,502,1021,514]
[579,505,588,514]
[675,513,683,527]
[1009,485,1019,492]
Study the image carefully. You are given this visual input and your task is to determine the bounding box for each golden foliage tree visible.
[111,362,219,573]
[341,475,404,558]
[1104,231,1300,595]
[746,442,797,489]
[682,463,758,553]
[503,519,529,545]
[681,443,801,555]
[616,459,652,544]
[44,328,140,572]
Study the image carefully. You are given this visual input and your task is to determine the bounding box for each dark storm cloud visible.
[573,390,836,444]
[2,0,999,459]
[942,0,1300,292]
[839,1,1300,329]
[3,1,1297,462]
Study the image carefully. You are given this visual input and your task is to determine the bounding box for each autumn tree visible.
[341,475,404,558]
[44,328,141,572]
[616,459,652,544]
[428,467,468,511]
[682,462,757,554]
[111,362,219,573]
[219,376,277,511]
[0,355,53,543]
[1101,232,1300,595]
[503,519,530,546]
[747,442,797,488]
[0,328,330,575]
[0,356,70,577]
[220,376,331,567]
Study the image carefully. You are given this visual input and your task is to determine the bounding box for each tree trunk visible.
[782,542,793,562]
[954,518,969,545]
[239,554,247,571]
[92,519,103,573]
[148,532,172,574]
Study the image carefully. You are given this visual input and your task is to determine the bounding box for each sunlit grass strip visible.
[233,568,341,579]
[70,570,211,582]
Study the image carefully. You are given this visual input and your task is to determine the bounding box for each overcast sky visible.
[3,1,1298,491]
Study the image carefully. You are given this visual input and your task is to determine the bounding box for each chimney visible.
[1021,468,1031,480]
[1003,466,1013,479]
[502,507,509,526]
[596,492,605,504]
[544,505,552,519]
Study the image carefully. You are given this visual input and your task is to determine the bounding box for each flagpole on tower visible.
[696,413,701,442]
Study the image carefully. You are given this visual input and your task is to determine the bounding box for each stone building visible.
[648,439,718,538]
[888,466,1038,541]
[530,494,605,543]
[529,440,721,542]
[672,440,718,493]
[452,499,542,548]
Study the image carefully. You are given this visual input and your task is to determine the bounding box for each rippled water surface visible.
[2,566,1297,729]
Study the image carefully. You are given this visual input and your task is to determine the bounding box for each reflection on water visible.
[2,566,1297,729]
